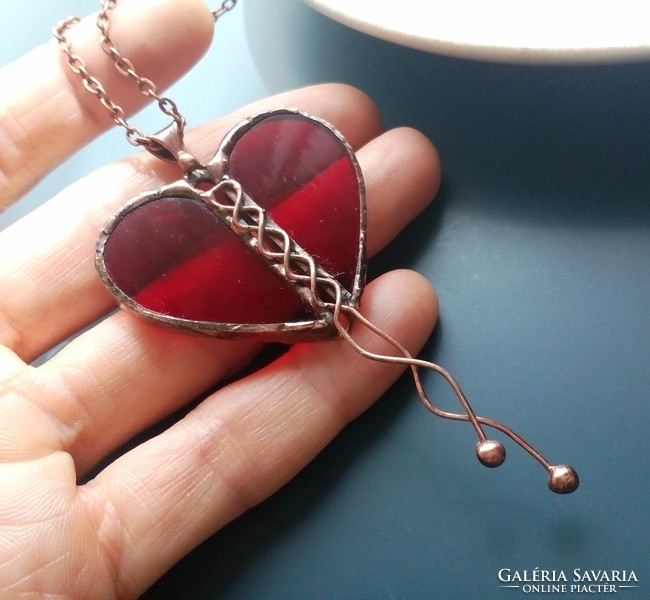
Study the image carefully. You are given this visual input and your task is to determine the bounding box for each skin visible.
[0,1,441,598]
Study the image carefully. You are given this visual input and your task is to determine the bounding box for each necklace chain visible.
[54,0,237,151]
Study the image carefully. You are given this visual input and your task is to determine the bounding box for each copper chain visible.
[53,0,237,151]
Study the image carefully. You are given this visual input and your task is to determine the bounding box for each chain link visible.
[54,1,236,150]
[212,0,238,20]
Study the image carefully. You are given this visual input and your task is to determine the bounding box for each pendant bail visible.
[145,122,209,183]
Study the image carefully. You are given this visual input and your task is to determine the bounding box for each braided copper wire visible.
[206,179,351,313]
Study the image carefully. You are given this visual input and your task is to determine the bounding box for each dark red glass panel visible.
[104,196,312,323]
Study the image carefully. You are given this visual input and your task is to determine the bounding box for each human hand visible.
[0,1,440,597]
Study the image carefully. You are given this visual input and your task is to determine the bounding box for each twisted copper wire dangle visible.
[207,179,579,495]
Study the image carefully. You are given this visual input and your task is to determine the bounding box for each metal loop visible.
[213,0,238,21]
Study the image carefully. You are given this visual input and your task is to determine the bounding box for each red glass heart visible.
[97,110,365,339]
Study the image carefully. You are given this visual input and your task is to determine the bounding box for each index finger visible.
[0,0,214,207]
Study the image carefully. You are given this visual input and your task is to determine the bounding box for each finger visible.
[83,270,437,598]
[0,116,440,473]
[363,127,440,255]
[0,0,214,206]
[0,85,382,361]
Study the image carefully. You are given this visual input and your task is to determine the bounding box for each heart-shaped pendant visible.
[94,108,579,494]
[56,5,578,494]
[96,110,366,341]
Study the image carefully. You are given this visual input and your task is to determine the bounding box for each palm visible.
[0,1,440,598]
